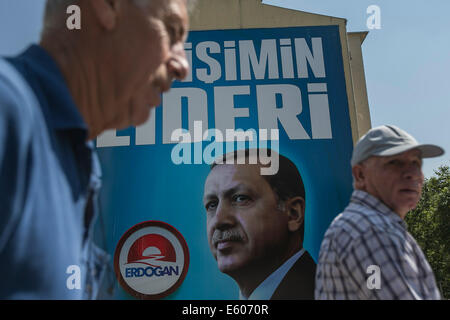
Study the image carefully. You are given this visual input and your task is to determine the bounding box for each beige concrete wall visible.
[189,0,371,144]
[348,32,372,139]
[190,0,346,30]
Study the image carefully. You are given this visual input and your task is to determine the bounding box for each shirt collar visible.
[351,190,406,227]
[239,248,305,300]
[15,44,87,133]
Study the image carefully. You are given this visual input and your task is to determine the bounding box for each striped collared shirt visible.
[315,190,441,300]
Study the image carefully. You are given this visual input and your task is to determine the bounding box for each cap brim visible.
[375,144,445,159]
[416,144,445,158]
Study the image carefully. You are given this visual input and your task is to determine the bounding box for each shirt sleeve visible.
[0,73,34,252]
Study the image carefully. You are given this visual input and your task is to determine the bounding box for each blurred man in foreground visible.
[0,0,191,299]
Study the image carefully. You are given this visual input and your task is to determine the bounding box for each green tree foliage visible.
[405,165,450,299]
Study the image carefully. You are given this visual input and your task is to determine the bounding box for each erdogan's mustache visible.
[211,228,244,247]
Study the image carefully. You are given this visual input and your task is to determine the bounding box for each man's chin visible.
[396,194,421,210]
[217,256,247,275]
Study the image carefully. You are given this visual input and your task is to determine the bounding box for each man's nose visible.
[403,162,424,182]
[167,42,189,81]
[213,202,236,231]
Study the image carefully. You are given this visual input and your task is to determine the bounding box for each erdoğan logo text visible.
[125,234,179,278]
[114,221,190,300]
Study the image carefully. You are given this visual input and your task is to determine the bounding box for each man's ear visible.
[88,0,121,31]
[352,164,366,190]
[285,196,305,232]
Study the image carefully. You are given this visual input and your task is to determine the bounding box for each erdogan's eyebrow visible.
[204,184,251,203]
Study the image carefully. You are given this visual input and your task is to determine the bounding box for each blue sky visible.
[0,0,448,178]
[263,0,450,178]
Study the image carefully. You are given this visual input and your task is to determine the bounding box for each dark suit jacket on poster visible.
[270,251,317,300]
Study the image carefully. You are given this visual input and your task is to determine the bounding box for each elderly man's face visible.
[355,149,424,218]
[110,0,189,129]
[203,164,290,276]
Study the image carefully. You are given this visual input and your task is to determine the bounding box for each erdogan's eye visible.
[232,194,251,206]
[205,200,218,212]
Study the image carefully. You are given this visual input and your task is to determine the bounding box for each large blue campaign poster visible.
[96,25,354,299]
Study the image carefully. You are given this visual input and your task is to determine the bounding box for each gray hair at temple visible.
[42,0,197,31]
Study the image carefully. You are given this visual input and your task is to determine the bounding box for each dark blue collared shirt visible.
[0,45,109,299]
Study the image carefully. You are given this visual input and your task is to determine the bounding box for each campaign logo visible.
[114,221,190,299]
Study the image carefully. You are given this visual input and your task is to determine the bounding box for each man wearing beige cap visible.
[315,125,444,300]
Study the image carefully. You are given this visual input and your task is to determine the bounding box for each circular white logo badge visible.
[114,221,190,299]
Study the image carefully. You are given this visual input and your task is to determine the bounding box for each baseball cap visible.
[351,125,445,166]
